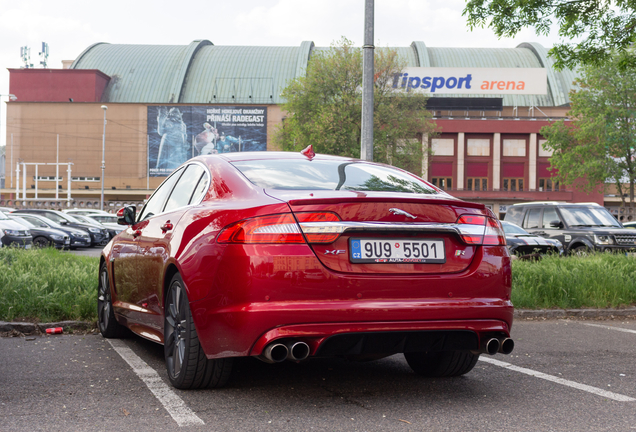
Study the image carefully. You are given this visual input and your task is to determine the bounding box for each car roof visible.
[213,151,357,163]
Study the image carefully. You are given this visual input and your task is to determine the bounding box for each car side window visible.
[523,208,542,229]
[137,167,185,222]
[163,164,207,213]
[542,207,561,229]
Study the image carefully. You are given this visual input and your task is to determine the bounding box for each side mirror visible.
[117,206,136,226]
[60,220,68,225]
[549,220,563,229]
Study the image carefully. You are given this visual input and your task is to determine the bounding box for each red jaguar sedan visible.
[98,149,513,389]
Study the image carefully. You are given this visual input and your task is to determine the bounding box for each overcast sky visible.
[0,0,562,146]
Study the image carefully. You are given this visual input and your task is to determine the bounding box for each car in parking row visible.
[0,211,32,248]
[9,213,92,248]
[11,209,109,247]
[504,201,636,254]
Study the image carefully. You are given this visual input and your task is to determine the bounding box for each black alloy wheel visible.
[32,236,51,248]
[97,262,126,338]
[404,351,479,377]
[164,273,233,389]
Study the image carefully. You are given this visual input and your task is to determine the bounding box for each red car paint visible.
[102,152,512,361]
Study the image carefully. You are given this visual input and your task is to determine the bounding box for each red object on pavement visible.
[46,327,63,334]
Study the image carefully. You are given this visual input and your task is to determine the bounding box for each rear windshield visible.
[231,160,437,194]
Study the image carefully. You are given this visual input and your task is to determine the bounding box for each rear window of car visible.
[231,160,437,194]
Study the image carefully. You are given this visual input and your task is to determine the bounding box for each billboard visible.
[147,105,267,177]
[392,68,547,95]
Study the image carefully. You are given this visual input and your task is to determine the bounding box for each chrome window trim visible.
[136,161,211,223]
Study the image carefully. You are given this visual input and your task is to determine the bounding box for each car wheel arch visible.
[163,264,181,310]
[568,239,594,253]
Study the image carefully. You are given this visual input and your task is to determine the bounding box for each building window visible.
[539,178,560,192]
[431,138,454,156]
[431,177,452,190]
[71,177,101,182]
[33,176,63,181]
[503,178,524,191]
[503,139,526,157]
[538,139,553,157]
[467,139,490,156]
[467,177,488,191]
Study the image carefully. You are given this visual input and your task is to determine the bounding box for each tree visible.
[463,0,636,70]
[540,54,636,208]
[276,38,437,175]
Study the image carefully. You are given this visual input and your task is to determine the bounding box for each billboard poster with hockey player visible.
[147,105,267,177]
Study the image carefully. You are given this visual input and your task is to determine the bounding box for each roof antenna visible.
[300,145,315,160]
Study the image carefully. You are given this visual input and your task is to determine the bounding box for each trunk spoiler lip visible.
[284,196,486,211]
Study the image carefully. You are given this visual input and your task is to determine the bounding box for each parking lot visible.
[1,318,635,431]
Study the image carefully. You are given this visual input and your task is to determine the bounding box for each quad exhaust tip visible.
[499,338,514,355]
[485,338,500,355]
[262,343,288,363]
[287,341,310,361]
[261,340,311,363]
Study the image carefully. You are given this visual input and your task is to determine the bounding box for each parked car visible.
[98,150,514,390]
[623,221,636,229]
[504,201,636,254]
[501,220,563,257]
[8,215,71,248]
[73,214,124,238]
[11,213,92,248]
[12,209,109,247]
[0,211,32,248]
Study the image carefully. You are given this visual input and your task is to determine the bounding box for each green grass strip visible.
[0,248,99,322]
[512,253,636,309]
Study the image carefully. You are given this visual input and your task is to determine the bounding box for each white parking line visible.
[479,357,635,402]
[108,339,205,427]
[582,323,636,335]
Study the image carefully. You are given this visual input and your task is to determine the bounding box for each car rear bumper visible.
[190,245,513,359]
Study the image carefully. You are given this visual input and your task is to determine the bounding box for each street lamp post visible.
[100,105,108,211]
[1,94,17,188]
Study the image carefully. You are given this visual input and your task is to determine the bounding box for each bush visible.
[512,253,636,309]
[0,248,98,322]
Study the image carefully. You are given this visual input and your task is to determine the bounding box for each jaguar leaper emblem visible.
[389,208,417,219]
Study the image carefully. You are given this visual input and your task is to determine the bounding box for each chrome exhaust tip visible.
[499,338,514,355]
[287,341,310,361]
[485,338,500,355]
[262,343,289,363]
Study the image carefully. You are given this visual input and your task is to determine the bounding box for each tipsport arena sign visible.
[392,67,547,95]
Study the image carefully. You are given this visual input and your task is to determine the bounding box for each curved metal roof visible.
[71,40,577,106]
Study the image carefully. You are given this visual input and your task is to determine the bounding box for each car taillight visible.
[456,214,506,246]
[217,212,341,244]
[296,212,341,243]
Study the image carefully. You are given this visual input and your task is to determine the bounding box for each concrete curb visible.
[0,320,95,334]
[514,308,636,319]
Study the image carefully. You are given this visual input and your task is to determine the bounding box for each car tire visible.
[97,262,127,338]
[404,351,479,377]
[32,236,51,248]
[164,273,233,389]
[571,245,591,256]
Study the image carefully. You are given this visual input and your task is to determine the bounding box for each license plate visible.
[350,238,446,264]
[24,244,32,249]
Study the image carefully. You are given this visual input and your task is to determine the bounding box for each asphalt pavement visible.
[1,319,635,431]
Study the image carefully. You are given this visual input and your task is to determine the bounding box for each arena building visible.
[1,39,619,218]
